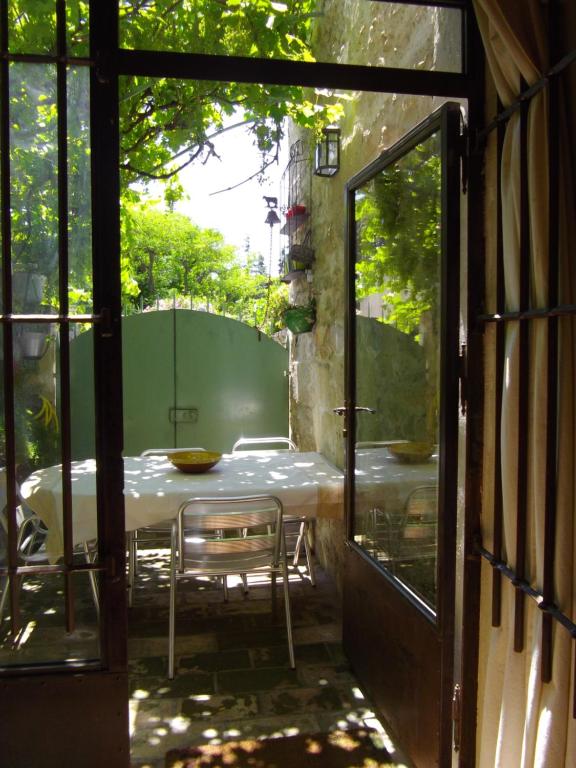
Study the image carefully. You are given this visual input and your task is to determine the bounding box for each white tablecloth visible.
[21,451,344,561]
[354,447,438,515]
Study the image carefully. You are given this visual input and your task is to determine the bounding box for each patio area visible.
[128,550,412,767]
[0,521,413,767]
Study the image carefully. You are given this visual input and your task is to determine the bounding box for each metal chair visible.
[127,448,207,605]
[0,468,99,622]
[231,436,297,452]
[168,494,295,678]
[128,448,249,604]
[367,485,438,574]
[231,437,315,585]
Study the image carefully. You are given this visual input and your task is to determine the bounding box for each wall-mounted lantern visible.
[314,126,340,177]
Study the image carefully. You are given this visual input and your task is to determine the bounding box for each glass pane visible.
[0,324,101,665]
[8,0,57,55]
[353,129,441,611]
[68,65,92,314]
[66,0,89,57]
[10,63,59,314]
[119,0,462,73]
[0,573,100,666]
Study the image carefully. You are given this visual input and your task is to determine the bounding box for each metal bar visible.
[0,312,106,323]
[458,12,486,762]
[0,0,22,638]
[344,181,356,545]
[541,20,560,685]
[475,545,576,637]
[492,98,505,628]
[0,659,103,676]
[0,52,92,66]
[477,303,576,323]
[0,562,106,576]
[475,45,576,144]
[56,0,76,635]
[437,102,462,764]
[117,49,471,98]
[90,0,128,674]
[513,88,530,653]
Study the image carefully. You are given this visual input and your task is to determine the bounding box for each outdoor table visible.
[21,451,344,563]
[353,446,438,515]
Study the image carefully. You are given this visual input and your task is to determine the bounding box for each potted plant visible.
[283,299,316,334]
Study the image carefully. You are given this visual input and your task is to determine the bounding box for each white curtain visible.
[473,1,576,766]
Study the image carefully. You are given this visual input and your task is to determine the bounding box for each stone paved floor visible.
[128,550,412,768]
[0,547,412,768]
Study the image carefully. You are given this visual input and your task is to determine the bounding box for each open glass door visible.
[343,102,462,767]
[0,5,128,766]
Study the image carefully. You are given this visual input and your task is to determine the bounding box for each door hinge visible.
[459,343,467,416]
[452,683,462,753]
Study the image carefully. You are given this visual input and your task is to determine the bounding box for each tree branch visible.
[208,146,279,196]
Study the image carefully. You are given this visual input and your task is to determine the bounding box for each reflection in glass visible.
[66,0,90,57]
[13,323,61,473]
[353,130,441,610]
[0,349,101,662]
[119,0,462,72]
[8,0,57,55]
[6,0,88,57]
[10,63,59,314]
[0,573,100,667]
[68,66,93,314]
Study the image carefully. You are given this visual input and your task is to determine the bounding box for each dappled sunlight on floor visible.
[0,545,411,767]
[128,549,412,768]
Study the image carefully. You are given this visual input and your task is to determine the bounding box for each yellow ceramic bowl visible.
[387,442,434,464]
[168,450,222,474]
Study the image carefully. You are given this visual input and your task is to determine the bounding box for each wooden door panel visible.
[343,103,462,768]
[343,548,440,767]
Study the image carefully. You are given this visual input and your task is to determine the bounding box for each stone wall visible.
[286,2,462,584]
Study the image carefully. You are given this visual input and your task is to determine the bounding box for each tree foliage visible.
[124,204,288,332]
[6,0,342,317]
[355,132,441,336]
[116,0,342,192]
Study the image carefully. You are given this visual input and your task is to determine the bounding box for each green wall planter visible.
[284,305,315,334]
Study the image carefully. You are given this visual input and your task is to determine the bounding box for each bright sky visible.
[173,120,288,275]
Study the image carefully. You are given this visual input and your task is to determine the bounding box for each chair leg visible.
[0,574,9,624]
[127,531,136,607]
[281,559,295,669]
[292,522,306,567]
[168,565,177,680]
[82,542,100,618]
[270,570,278,620]
[0,573,23,626]
[302,522,316,586]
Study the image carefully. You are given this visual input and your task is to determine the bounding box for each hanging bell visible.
[264,209,281,226]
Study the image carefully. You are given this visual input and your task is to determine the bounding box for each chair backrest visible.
[140,447,206,456]
[402,485,437,543]
[0,468,46,559]
[176,495,284,573]
[231,437,297,453]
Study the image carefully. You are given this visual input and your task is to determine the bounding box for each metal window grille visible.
[0,0,104,643]
[474,39,576,715]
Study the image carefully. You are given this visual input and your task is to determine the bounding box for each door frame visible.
[342,102,463,767]
[0,4,129,766]
[0,3,484,766]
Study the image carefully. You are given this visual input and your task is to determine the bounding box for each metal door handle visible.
[332,406,376,415]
